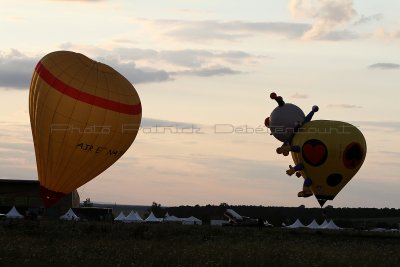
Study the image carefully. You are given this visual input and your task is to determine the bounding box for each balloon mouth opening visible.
[317,199,327,207]
[315,195,334,207]
[40,186,66,208]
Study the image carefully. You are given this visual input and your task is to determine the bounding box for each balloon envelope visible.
[291,120,366,206]
[29,51,142,207]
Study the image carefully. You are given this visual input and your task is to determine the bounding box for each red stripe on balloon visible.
[35,62,142,115]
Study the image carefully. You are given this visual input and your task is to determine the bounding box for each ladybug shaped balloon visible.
[265,93,366,207]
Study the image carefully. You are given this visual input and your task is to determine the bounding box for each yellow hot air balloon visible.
[29,51,142,207]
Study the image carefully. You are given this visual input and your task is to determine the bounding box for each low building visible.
[73,207,114,221]
[0,179,79,217]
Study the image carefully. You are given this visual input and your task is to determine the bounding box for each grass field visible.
[1,220,399,267]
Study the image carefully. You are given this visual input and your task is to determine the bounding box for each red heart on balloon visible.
[302,142,327,166]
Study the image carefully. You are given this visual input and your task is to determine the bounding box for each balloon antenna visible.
[270,92,285,107]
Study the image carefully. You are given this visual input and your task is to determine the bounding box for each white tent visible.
[225,209,242,220]
[163,215,182,222]
[114,211,126,221]
[164,212,170,218]
[125,211,143,223]
[264,220,273,227]
[60,208,79,221]
[286,219,305,229]
[306,219,320,229]
[319,220,329,229]
[145,212,161,223]
[182,216,202,225]
[370,228,386,232]
[5,206,24,219]
[135,212,143,220]
[322,220,341,230]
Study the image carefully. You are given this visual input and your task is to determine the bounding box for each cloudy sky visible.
[1,0,399,208]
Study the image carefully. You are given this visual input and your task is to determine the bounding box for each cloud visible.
[140,118,201,129]
[0,49,38,89]
[327,104,362,108]
[104,47,265,68]
[0,49,171,89]
[289,0,357,40]
[105,47,160,62]
[0,46,257,89]
[98,56,171,84]
[98,49,248,80]
[353,13,383,25]
[289,0,315,18]
[49,0,104,2]
[160,50,209,68]
[368,63,400,70]
[353,121,400,132]
[66,45,261,76]
[317,30,358,40]
[138,19,311,41]
[157,50,263,68]
[291,93,309,99]
[373,27,400,41]
[173,66,241,77]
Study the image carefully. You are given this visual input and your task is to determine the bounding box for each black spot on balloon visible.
[343,142,364,169]
[326,173,343,187]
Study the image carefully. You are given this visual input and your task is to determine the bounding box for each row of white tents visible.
[114,211,202,225]
[1,207,201,224]
[1,206,81,221]
[0,207,338,229]
[2,207,396,232]
[285,219,341,230]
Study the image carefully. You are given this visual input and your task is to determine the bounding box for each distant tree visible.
[82,198,93,207]
[149,202,163,217]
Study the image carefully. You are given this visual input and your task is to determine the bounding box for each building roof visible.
[0,179,38,184]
